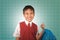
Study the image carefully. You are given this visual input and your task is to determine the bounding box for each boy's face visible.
[23,9,35,22]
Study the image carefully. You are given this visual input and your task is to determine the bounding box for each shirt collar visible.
[25,20,32,27]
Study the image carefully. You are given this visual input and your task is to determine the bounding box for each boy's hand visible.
[16,37,20,40]
[41,23,45,29]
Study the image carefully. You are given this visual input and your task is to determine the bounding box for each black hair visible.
[23,5,35,14]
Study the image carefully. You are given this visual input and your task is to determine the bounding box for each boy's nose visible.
[28,14,31,17]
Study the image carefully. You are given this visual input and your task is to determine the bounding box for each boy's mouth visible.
[28,17,32,20]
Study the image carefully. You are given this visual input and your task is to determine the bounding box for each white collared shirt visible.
[13,21,42,37]
[25,20,32,27]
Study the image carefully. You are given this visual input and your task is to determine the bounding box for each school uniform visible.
[13,20,42,40]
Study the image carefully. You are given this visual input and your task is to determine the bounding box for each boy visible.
[13,5,44,40]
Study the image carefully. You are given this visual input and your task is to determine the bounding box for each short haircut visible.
[23,5,35,14]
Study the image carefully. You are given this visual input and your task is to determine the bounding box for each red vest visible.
[19,21,37,40]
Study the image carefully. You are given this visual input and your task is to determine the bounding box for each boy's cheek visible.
[24,14,27,18]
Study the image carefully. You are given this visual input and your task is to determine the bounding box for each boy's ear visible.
[34,13,35,16]
[23,13,25,17]
[23,13,24,15]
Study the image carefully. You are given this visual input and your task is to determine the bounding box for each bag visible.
[41,29,56,40]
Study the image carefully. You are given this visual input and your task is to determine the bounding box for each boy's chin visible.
[28,20,32,22]
[28,21,32,22]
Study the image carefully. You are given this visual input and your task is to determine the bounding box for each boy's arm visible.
[13,23,20,40]
[36,23,45,40]
[36,29,44,40]
[16,37,20,40]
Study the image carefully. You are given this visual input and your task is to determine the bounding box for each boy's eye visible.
[30,13,34,15]
[31,13,33,14]
[26,13,28,15]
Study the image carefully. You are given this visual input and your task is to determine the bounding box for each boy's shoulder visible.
[18,21,37,27]
[19,21,25,24]
[32,22,37,27]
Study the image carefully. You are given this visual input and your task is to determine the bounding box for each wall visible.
[0,0,60,40]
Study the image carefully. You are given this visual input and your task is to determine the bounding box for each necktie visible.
[28,23,30,27]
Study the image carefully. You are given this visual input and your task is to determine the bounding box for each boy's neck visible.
[25,20,32,26]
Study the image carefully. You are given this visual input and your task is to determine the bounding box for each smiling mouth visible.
[28,18,32,19]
